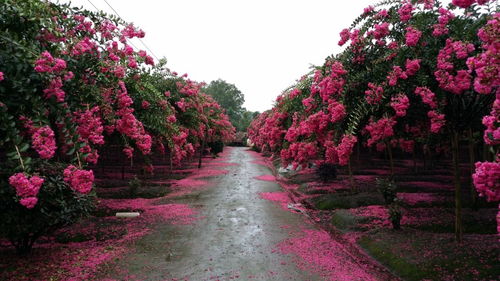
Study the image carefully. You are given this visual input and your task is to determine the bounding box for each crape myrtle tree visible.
[248,0,499,241]
[0,0,234,254]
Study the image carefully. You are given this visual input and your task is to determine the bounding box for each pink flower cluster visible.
[467,13,500,94]
[337,135,358,165]
[415,87,437,108]
[314,62,347,101]
[472,161,500,202]
[427,110,446,133]
[405,26,422,47]
[373,22,390,40]
[481,93,499,145]
[63,165,94,194]
[398,3,414,22]
[74,106,104,145]
[387,66,408,86]
[327,101,346,123]
[115,82,152,155]
[123,146,134,159]
[433,8,455,36]
[338,28,350,46]
[34,51,67,73]
[391,94,410,117]
[365,83,384,104]
[280,141,318,169]
[365,117,397,147]
[405,59,421,76]
[452,0,490,8]
[32,126,57,159]
[9,173,44,209]
[0,71,4,81]
[435,39,475,94]
[43,77,65,102]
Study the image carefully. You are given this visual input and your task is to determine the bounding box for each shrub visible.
[0,162,95,254]
[376,178,397,205]
[316,162,337,182]
[208,140,224,156]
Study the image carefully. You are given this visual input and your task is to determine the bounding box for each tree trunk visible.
[452,132,463,242]
[198,138,206,169]
[412,147,418,174]
[348,159,355,192]
[468,129,478,209]
[386,142,394,178]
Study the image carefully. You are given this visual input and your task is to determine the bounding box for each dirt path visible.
[99,147,385,281]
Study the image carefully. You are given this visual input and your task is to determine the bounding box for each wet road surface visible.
[100,147,381,281]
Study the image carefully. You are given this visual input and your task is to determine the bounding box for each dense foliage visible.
[204,79,259,132]
[0,0,234,253]
[248,0,499,240]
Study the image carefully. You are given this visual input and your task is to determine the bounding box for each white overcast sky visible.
[56,0,375,112]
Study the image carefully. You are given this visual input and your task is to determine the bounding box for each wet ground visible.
[99,147,384,281]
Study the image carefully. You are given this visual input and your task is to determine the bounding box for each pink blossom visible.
[365,117,397,147]
[128,56,138,68]
[404,59,421,76]
[473,161,500,202]
[365,83,384,104]
[427,110,446,133]
[415,87,437,109]
[302,97,315,112]
[123,146,134,159]
[32,126,57,159]
[34,51,67,73]
[398,3,414,22]
[377,9,389,18]
[373,22,390,39]
[19,197,38,209]
[391,94,410,117]
[113,66,126,78]
[0,71,4,81]
[363,6,374,15]
[387,66,408,86]
[74,107,104,145]
[481,94,500,145]
[468,13,500,94]
[167,114,177,123]
[327,101,346,123]
[452,0,475,8]
[63,165,94,194]
[43,77,65,102]
[9,173,44,198]
[63,71,74,81]
[337,135,357,165]
[338,28,350,46]
[405,26,422,47]
[141,100,151,109]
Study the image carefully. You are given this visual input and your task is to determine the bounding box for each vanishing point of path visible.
[99,147,393,281]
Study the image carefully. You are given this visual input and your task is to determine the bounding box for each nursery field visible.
[1,0,499,280]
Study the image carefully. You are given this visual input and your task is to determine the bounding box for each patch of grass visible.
[359,234,427,281]
[97,184,170,199]
[331,209,373,232]
[56,232,93,244]
[410,220,497,235]
[358,230,500,281]
[313,192,384,210]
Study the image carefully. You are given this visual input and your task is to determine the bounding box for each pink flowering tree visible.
[249,0,498,241]
[0,0,234,254]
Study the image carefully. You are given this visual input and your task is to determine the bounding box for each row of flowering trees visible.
[248,0,499,241]
[0,0,234,254]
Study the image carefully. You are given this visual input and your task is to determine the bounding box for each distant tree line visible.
[203,79,259,132]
